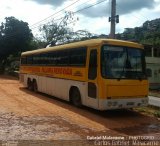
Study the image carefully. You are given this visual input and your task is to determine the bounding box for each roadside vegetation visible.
[0,13,160,75]
[0,13,93,75]
[134,106,160,119]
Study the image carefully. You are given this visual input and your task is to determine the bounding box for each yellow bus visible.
[20,39,148,110]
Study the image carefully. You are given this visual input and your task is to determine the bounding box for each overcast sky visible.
[1,0,160,36]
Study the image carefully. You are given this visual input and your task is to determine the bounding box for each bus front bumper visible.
[98,97,148,110]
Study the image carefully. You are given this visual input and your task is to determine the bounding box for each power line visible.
[30,0,101,29]
[30,0,81,28]
[31,0,109,30]
[30,0,95,30]
[75,0,108,13]
[1,0,83,40]
[3,0,109,40]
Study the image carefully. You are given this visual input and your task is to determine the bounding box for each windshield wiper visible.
[117,58,129,81]
[117,50,127,81]
[135,58,143,81]
[117,64,126,81]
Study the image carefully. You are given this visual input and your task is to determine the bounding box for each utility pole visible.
[109,0,119,39]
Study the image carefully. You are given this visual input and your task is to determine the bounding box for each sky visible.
[0,0,160,36]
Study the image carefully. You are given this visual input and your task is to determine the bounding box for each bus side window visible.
[88,49,97,80]
[70,47,87,66]
[57,50,69,66]
[49,52,56,65]
[21,57,27,65]
[27,56,33,65]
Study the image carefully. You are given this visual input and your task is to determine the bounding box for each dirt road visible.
[0,75,159,145]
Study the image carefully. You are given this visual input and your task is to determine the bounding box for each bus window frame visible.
[100,44,147,80]
[21,46,87,67]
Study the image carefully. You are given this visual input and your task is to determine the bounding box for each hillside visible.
[116,18,160,47]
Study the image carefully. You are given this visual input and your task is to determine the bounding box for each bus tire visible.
[33,80,38,92]
[27,78,33,91]
[70,87,82,107]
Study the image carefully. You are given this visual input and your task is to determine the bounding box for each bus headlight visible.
[113,102,118,106]
[108,102,112,107]
[107,101,117,107]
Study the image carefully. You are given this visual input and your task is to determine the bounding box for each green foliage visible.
[0,16,33,73]
[117,18,160,47]
[154,110,160,118]
[0,17,33,58]
[39,12,75,46]
[39,12,93,46]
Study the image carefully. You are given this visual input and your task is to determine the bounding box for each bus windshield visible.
[101,45,147,80]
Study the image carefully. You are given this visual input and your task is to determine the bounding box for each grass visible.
[134,106,160,118]
[154,110,160,118]
[149,91,160,98]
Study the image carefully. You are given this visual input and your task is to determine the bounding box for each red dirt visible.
[0,75,159,145]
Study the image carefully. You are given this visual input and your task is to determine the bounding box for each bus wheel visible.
[33,80,38,92]
[71,88,82,107]
[27,79,33,90]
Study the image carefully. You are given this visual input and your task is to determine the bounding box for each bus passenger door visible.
[86,49,99,109]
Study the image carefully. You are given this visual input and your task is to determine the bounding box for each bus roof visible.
[21,39,143,56]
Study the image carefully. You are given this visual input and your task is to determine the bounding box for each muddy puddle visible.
[113,123,160,136]
[0,112,92,140]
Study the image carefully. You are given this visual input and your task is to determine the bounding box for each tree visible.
[39,12,93,47]
[39,12,75,46]
[72,30,93,41]
[0,16,33,60]
[0,16,33,73]
[116,18,160,47]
